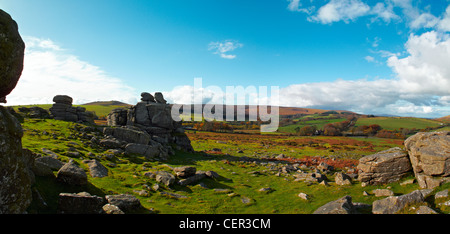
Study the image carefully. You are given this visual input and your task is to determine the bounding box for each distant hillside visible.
[277,106,356,116]
[435,115,450,123]
[82,100,131,106]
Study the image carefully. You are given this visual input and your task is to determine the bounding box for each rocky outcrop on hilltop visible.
[404,131,450,189]
[106,92,194,157]
[49,95,96,123]
[0,9,25,103]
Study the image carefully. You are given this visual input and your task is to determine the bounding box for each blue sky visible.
[1,0,450,118]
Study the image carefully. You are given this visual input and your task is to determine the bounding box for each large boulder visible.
[0,9,25,103]
[372,190,425,214]
[0,106,33,213]
[357,147,412,185]
[404,131,450,189]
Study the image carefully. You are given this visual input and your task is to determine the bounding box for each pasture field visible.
[355,117,443,130]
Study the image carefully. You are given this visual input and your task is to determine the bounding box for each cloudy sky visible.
[1,0,450,118]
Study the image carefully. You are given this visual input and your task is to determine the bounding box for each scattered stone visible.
[205,170,220,179]
[57,192,104,214]
[160,191,188,199]
[100,138,122,149]
[319,180,329,186]
[105,194,142,213]
[335,172,352,186]
[173,166,197,178]
[56,161,88,186]
[313,196,357,214]
[155,171,175,186]
[357,147,412,185]
[240,196,253,204]
[400,179,415,186]
[133,190,150,197]
[102,204,125,214]
[298,192,309,200]
[214,188,232,194]
[405,131,450,189]
[416,206,438,214]
[152,183,160,191]
[178,172,206,186]
[317,162,333,172]
[83,159,108,178]
[363,191,369,196]
[372,189,394,197]
[41,148,59,158]
[435,189,448,199]
[143,171,156,179]
[258,187,274,193]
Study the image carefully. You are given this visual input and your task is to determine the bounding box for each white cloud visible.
[7,37,138,105]
[287,0,315,14]
[309,0,371,24]
[387,31,450,96]
[208,40,243,59]
[437,6,450,32]
[364,55,376,63]
[370,2,400,23]
[289,0,449,31]
[275,30,450,117]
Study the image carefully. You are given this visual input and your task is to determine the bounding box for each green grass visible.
[278,118,346,133]
[23,118,446,214]
[355,117,442,130]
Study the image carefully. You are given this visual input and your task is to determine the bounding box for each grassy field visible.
[278,117,346,133]
[21,118,450,214]
[355,117,443,130]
